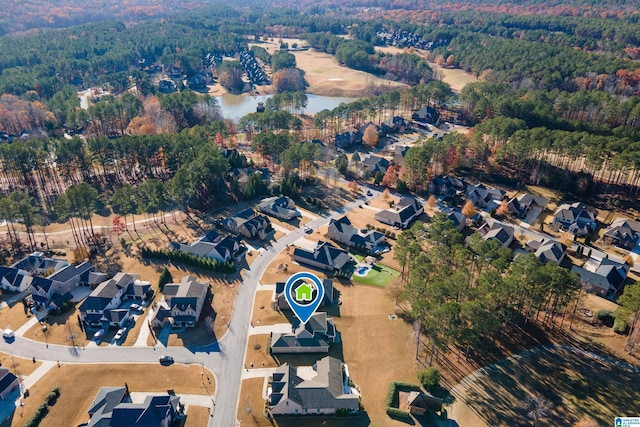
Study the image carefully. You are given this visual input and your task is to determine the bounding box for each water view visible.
[215,93,357,121]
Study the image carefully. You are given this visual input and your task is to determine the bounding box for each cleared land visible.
[9,363,214,427]
[451,346,640,427]
[250,290,288,327]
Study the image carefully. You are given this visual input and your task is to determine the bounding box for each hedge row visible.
[140,247,236,273]
[385,381,421,420]
[24,387,60,427]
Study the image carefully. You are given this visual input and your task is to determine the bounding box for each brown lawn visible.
[251,290,287,327]
[294,49,407,97]
[185,405,212,426]
[0,299,34,333]
[23,306,90,347]
[237,378,268,426]
[0,352,41,377]
[10,363,213,427]
[246,335,278,369]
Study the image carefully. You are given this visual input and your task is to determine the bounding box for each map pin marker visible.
[284,271,325,325]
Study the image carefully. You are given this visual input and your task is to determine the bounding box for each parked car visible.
[114,328,126,341]
[93,329,105,341]
[159,355,174,366]
[130,304,142,311]
[303,226,312,234]
[366,190,373,196]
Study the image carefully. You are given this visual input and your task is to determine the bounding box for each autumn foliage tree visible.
[272,68,306,93]
[427,195,437,208]
[495,200,509,217]
[362,124,379,147]
[381,164,401,188]
[462,200,476,217]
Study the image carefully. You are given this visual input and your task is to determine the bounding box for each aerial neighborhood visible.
[0,2,639,427]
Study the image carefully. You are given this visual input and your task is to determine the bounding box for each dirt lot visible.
[10,363,214,427]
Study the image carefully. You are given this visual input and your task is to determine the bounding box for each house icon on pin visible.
[295,282,314,302]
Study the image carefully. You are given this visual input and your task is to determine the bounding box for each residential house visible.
[478,221,515,248]
[275,279,340,310]
[29,262,94,310]
[602,218,640,250]
[428,175,465,199]
[375,197,424,229]
[571,258,629,297]
[411,105,439,124]
[268,356,359,415]
[446,210,467,232]
[335,130,362,149]
[0,253,71,293]
[362,155,390,176]
[506,194,549,219]
[293,241,352,273]
[171,232,242,263]
[152,275,210,328]
[407,391,443,416]
[79,273,152,330]
[257,196,300,221]
[526,239,567,265]
[222,208,272,240]
[327,216,386,255]
[270,312,338,354]
[465,184,506,211]
[552,202,597,236]
[11,252,68,275]
[229,167,269,191]
[87,386,181,427]
[0,266,31,292]
[381,116,409,135]
[392,145,409,165]
[158,79,177,93]
[0,368,18,400]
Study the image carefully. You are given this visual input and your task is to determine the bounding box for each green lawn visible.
[350,254,400,287]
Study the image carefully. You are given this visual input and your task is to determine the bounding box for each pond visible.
[215,93,357,121]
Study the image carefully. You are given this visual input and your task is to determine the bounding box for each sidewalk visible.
[133,307,156,347]
[20,360,56,390]
[247,323,291,337]
[241,367,276,380]
[14,317,39,337]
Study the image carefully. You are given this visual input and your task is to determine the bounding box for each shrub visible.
[613,317,629,334]
[158,267,173,291]
[386,407,412,420]
[418,367,441,392]
[141,248,235,273]
[595,309,614,327]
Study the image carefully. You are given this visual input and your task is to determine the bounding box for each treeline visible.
[312,81,453,137]
[395,213,580,360]
[140,247,236,273]
[304,32,432,85]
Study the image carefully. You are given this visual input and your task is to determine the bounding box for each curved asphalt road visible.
[0,188,379,427]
